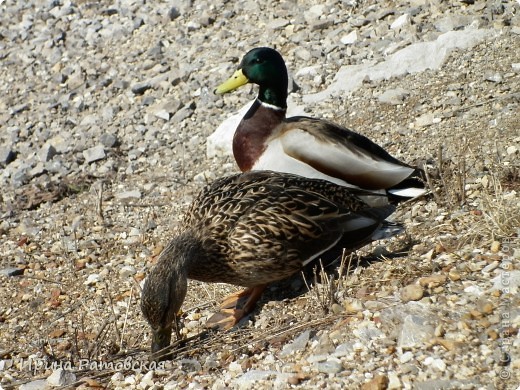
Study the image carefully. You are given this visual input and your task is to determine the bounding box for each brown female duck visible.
[141,171,403,355]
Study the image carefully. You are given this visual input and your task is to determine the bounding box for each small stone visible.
[448,270,461,281]
[378,88,410,105]
[268,18,290,30]
[281,330,310,356]
[387,372,402,389]
[38,144,57,162]
[20,380,48,390]
[418,274,447,288]
[168,7,181,20]
[171,106,194,123]
[0,267,25,276]
[484,72,503,83]
[179,358,202,372]
[316,358,343,374]
[47,368,76,387]
[398,314,435,348]
[100,133,118,148]
[361,374,389,390]
[506,145,518,155]
[0,146,16,165]
[140,370,154,388]
[119,265,136,278]
[340,30,358,45]
[131,81,152,95]
[490,241,500,253]
[415,112,435,127]
[431,337,460,351]
[84,273,102,285]
[83,145,106,163]
[400,351,414,363]
[390,14,410,29]
[115,190,142,200]
[400,284,424,302]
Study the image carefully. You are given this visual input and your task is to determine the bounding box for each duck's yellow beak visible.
[214,69,249,94]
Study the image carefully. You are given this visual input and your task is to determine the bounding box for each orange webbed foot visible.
[205,285,267,330]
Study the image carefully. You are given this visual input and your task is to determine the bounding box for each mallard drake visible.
[141,170,403,355]
[215,47,426,200]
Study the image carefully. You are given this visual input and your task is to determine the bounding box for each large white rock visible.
[304,28,496,104]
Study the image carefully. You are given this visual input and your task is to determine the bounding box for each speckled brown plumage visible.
[141,170,403,356]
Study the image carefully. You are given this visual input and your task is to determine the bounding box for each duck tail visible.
[387,167,427,200]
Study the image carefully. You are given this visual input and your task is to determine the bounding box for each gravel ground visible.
[0,0,519,389]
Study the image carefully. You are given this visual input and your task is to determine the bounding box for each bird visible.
[141,170,404,356]
[214,47,426,201]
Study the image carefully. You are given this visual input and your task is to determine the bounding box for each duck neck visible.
[258,84,288,109]
[147,232,204,323]
[233,99,287,171]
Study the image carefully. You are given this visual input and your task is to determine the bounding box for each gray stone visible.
[47,368,76,387]
[484,72,503,83]
[316,358,343,374]
[305,29,497,104]
[115,190,142,200]
[340,30,358,45]
[38,144,57,162]
[171,105,194,123]
[119,265,136,277]
[131,81,152,95]
[398,314,435,348]
[19,380,47,390]
[378,87,410,104]
[100,133,118,148]
[390,14,410,29]
[0,267,25,277]
[233,370,293,387]
[268,19,290,30]
[280,330,311,356]
[83,145,106,163]
[179,358,202,372]
[0,146,16,165]
[434,15,472,33]
[415,378,482,390]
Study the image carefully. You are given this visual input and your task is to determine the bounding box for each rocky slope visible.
[0,0,519,389]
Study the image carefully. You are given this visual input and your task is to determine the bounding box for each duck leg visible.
[206,284,267,329]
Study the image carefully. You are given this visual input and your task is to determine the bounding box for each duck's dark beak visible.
[214,69,249,94]
[150,326,172,361]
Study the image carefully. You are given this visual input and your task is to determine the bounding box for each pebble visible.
[418,274,447,288]
[377,87,410,105]
[83,145,106,163]
[115,190,142,200]
[84,273,102,285]
[47,368,76,387]
[19,380,48,390]
[316,358,343,374]
[0,267,25,277]
[400,284,424,302]
[361,374,389,390]
[340,30,358,45]
[0,146,16,165]
[280,330,310,356]
[390,14,410,29]
[398,314,435,348]
[119,265,136,277]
